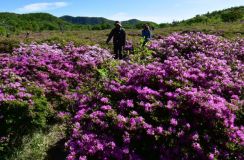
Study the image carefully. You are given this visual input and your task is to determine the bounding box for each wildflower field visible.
[0,32,243,160]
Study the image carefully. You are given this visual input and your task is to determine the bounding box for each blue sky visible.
[0,0,243,23]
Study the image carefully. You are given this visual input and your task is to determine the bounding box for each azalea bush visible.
[0,43,113,155]
[11,43,112,95]
[66,33,243,160]
[0,69,51,153]
[0,32,243,159]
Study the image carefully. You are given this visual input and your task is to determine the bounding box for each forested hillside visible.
[0,6,243,35]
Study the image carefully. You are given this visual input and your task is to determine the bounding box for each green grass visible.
[0,21,243,53]
[7,124,66,160]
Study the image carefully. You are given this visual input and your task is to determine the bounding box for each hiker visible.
[106,21,126,59]
[141,24,151,46]
[25,31,30,39]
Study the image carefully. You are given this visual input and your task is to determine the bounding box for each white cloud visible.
[17,2,68,12]
[109,12,173,23]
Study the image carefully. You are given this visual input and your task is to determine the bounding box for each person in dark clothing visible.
[106,21,126,59]
[141,24,151,47]
[25,31,30,39]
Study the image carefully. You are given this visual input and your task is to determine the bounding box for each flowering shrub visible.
[149,32,244,63]
[0,43,113,154]
[4,43,112,96]
[0,33,243,159]
[0,69,51,153]
[124,41,134,53]
[66,33,243,160]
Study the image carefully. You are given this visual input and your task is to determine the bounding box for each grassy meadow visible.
[0,21,243,53]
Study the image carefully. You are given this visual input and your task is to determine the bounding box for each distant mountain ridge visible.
[60,16,157,27]
[60,16,114,25]
[0,6,243,34]
[60,6,244,26]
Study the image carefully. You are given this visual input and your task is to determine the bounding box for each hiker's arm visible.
[106,29,114,44]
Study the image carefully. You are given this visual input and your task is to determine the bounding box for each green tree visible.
[0,26,6,36]
[221,10,243,22]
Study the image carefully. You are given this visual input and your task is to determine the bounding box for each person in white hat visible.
[106,21,126,59]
